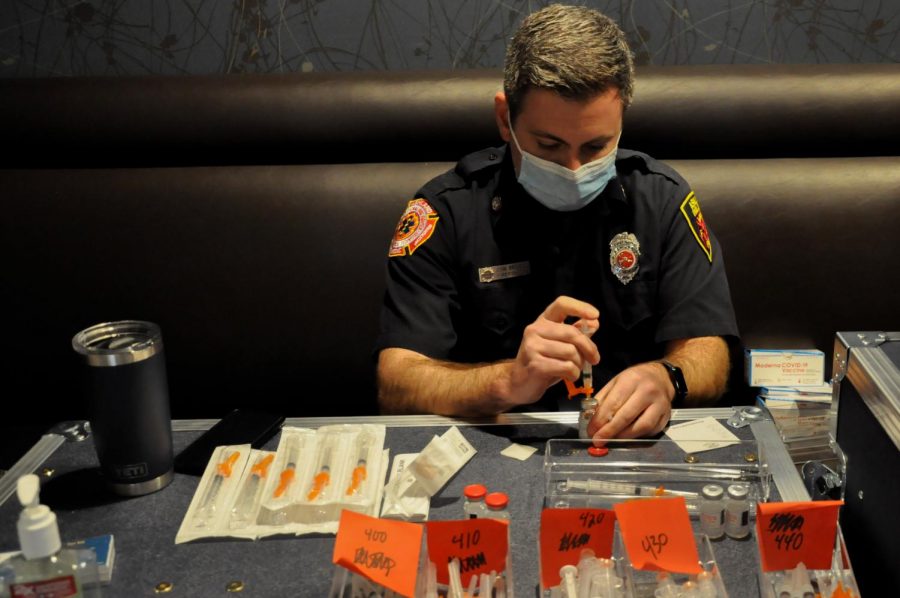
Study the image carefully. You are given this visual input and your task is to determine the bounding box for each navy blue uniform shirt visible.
[376,145,739,410]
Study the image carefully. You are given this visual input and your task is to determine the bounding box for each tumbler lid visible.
[72,320,163,367]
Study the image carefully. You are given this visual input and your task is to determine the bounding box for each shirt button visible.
[491,196,502,212]
[488,152,498,161]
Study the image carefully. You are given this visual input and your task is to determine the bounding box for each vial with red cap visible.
[462,484,488,519]
[484,491,510,520]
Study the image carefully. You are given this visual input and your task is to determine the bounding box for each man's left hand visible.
[586,362,674,443]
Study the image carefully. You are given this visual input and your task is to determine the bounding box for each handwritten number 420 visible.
[641,533,668,560]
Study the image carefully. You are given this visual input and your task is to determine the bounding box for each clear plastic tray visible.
[541,529,728,597]
[543,438,771,517]
[629,533,729,598]
[756,524,859,598]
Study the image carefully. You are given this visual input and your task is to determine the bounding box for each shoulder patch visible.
[388,198,439,257]
[679,191,713,263]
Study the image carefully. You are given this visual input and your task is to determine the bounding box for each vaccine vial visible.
[578,397,597,439]
[484,492,510,519]
[463,483,487,519]
[699,484,725,540]
[724,483,750,539]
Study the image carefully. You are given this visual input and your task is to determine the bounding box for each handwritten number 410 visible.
[641,533,668,560]
[452,530,481,550]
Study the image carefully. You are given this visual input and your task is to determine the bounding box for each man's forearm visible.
[663,336,730,405]
[377,348,516,417]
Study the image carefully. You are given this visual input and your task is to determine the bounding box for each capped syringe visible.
[230,453,275,527]
[345,433,371,496]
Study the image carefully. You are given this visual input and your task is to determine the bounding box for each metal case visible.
[832,331,900,596]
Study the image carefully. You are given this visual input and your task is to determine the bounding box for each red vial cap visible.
[485,491,509,509]
[587,446,609,457]
[463,484,487,500]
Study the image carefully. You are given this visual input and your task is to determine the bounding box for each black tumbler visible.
[72,320,174,496]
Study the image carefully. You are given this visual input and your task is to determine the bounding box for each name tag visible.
[478,261,530,283]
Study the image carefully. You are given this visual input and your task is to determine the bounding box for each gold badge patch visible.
[679,191,712,263]
[388,198,439,257]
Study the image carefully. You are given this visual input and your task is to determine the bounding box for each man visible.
[375,4,739,442]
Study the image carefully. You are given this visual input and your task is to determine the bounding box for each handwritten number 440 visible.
[641,533,668,560]
[774,532,804,551]
[767,513,805,552]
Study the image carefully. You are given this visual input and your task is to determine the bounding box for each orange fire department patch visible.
[388,198,439,257]
[679,191,712,263]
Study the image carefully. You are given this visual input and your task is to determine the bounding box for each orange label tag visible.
[613,497,701,574]
[425,519,509,587]
[756,500,843,572]
[539,508,616,588]
[332,510,423,597]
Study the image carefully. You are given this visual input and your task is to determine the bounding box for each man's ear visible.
[494,91,511,142]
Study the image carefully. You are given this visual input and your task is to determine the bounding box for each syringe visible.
[345,434,370,496]
[579,323,594,393]
[589,558,625,598]
[560,478,699,498]
[560,564,578,598]
[194,449,241,526]
[447,558,464,598]
[230,453,275,527]
[307,443,334,501]
[273,436,300,500]
[566,325,596,397]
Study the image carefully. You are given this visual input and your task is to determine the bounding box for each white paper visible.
[380,452,430,521]
[402,426,477,497]
[500,443,538,461]
[665,416,740,453]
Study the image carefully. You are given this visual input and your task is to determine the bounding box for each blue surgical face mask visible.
[508,116,620,212]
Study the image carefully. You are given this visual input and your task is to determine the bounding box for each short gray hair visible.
[504,4,635,120]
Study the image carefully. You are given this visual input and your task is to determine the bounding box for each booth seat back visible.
[2,65,899,421]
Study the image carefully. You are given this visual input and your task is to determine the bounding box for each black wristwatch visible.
[659,360,688,405]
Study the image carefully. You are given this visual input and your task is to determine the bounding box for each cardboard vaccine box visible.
[744,349,825,387]
[832,331,900,597]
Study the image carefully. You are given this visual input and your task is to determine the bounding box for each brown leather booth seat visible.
[2,65,899,427]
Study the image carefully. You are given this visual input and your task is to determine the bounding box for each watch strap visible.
[660,360,688,405]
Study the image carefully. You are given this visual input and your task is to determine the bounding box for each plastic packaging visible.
[176,424,388,542]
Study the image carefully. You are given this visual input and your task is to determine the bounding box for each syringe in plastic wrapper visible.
[230,453,275,528]
[307,440,335,501]
[194,449,241,527]
[272,436,301,503]
[345,433,372,496]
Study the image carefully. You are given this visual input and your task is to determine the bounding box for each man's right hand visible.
[499,296,600,409]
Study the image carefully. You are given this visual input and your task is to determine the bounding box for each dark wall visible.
[1,0,897,77]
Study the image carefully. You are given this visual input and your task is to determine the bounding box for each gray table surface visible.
[0,408,806,597]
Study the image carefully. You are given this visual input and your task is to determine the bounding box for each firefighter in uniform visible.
[375,5,739,441]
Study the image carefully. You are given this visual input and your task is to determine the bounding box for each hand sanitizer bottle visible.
[0,474,102,597]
